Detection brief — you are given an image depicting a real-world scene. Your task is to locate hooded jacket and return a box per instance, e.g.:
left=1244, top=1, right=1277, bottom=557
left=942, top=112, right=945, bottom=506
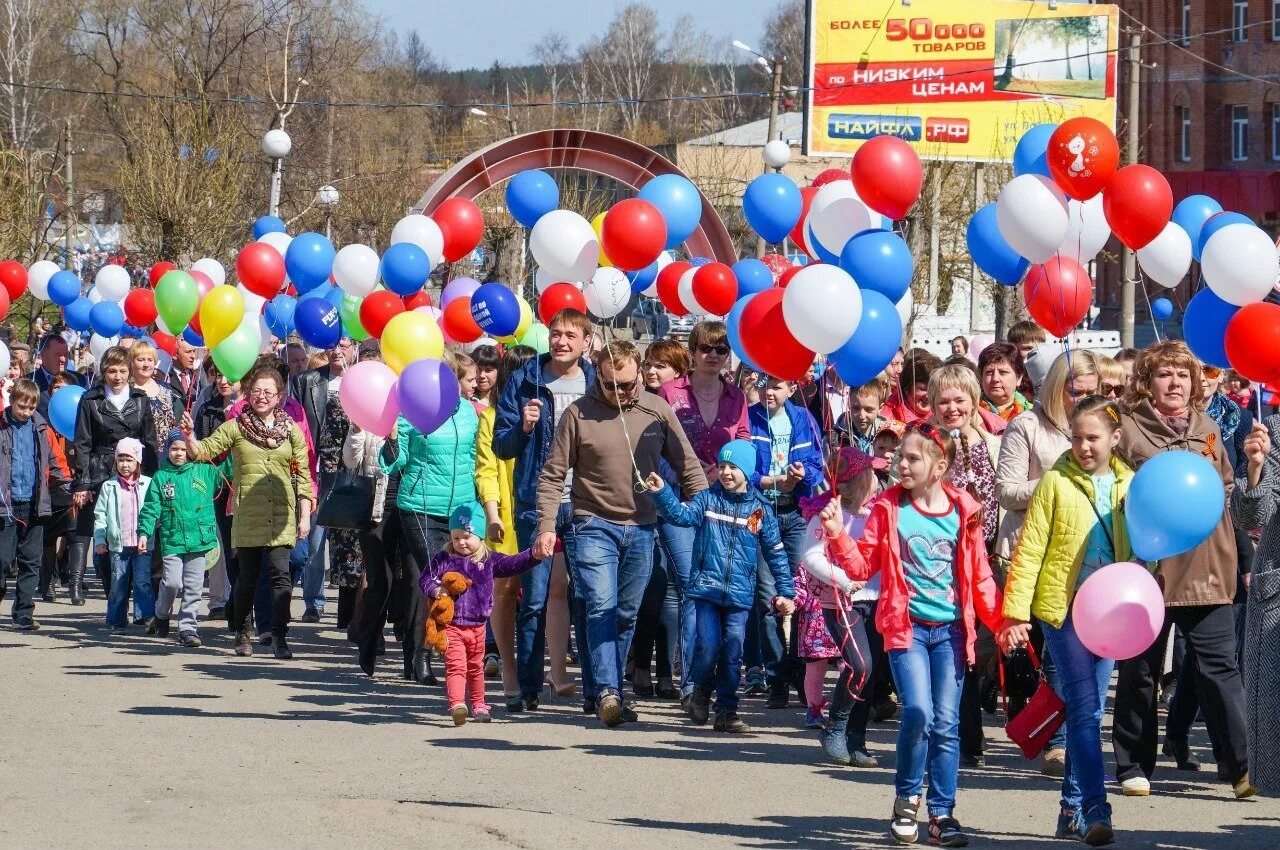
left=72, top=384, right=158, bottom=492
left=379, top=403, right=478, bottom=518
left=93, top=475, right=152, bottom=552
left=136, top=458, right=223, bottom=555
left=0, top=411, right=71, bottom=520
left=747, top=400, right=825, bottom=501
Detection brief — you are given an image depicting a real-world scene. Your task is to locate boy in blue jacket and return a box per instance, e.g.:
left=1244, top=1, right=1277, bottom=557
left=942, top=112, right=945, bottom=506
left=646, top=439, right=795, bottom=733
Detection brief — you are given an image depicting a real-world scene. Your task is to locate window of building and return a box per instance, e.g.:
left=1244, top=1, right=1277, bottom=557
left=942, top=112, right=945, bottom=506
left=1273, top=0, right=1280, bottom=40
left=1231, top=104, right=1249, bottom=161
left=1272, top=102, right=1280, bottom=161
left=1178, top=106, right=1192, bottom=162
left=1232, top=1, right=1248, bottom=42
left=1182, top=2, right=1192, bottom=46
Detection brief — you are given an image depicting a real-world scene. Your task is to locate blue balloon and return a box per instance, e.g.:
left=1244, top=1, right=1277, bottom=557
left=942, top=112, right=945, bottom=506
left=840, top=230, right=914, bottom=302
left=1172, top=194, right=1222, bottom=259
left=743, top=172, right=802, bottom=244
left=1196, top=212, right=1253, bottom=261
left=807, top=225, right=841, bottom=265
left=89, top=300, right=124, bottom=337
left=731, top=259, right=774, bottom=297
left=1126, top=450, right=1224, bottom=561
left=64, top=296, right=93, bottom=331
left=121, top=324, right=145, bottom=338
left=380, top=242, right=431, bottom=296
left=1182, top=285, right=1238, bottom=368
left=689, top=256, right=713, bottom=267
left=967, top=203, right=1029, bottom=286
left=253, top=215, right=287, bottom=240
left=48, top=385, right=85, bottom=439
left=323, top=284, right=345, bottom=308
left=48, top=270, right=81, bottom=306
left=725, top=294, right=763, bottom=374
left=264, top=294, right=298, bottom=338
left=182, top=327, right=204, bottom=347
left=470, top=283, right=521, bottom=337
left=638, top=174, right=702, bottom=249
left=1013, top=124, right=1056, bottom=178
left=1151, top=297, right=1174, bottom=320
left=294, top=296, right=341, bottom=349
left=505, top=170, right=559, bottom=228
left=627, top=258, right=662, bottom=294
left=284, top=232, right=336, bottom=291
left=830, top=290, right=904, bottom=386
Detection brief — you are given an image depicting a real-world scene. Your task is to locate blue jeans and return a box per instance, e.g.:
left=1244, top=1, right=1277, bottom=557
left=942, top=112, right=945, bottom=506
left=514, top=502, right=573, bottom=699
left=564, top=515, right=655, bottom=700
left=689, top=599, right=750, bottom=713
left=889, top=622, right=965, bottom=818
left=656, top=520, right=696, bottom=696
left=107, top=547, right=155, bottom=627
left=1041, top=614, right=1115, bottom=815
left=744, top=507, right=807, bottom=693
left=301, top=474, right=329, bottom=612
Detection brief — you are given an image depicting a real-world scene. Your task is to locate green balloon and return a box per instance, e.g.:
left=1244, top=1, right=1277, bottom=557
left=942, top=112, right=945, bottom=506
left=518, top=322, right=550, bottom=354
left=340, top=293, right=369, bottom=341
left=155, top=270, right=199, bottom=332
left=211, top=322, right=260, bottom=382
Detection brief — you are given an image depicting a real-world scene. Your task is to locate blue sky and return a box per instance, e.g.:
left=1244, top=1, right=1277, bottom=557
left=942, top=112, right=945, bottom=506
left=368, top=0, right=781, bottom=70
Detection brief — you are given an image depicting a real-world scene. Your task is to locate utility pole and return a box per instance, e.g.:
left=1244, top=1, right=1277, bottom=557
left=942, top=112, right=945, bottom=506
left=1120, top=31, right=1141, bottom=348
left=63, top=119, right=73, bottom=270
left=756, top=57, right=783, bottom=258
left=971, top=162, right=984, bottom=334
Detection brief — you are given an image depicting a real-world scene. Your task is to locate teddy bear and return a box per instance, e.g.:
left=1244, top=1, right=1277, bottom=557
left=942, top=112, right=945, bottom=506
left=423, top=570, right=472, bottom=654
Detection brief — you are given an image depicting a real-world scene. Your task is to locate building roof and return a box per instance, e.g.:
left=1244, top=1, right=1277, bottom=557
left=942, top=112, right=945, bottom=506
left=685, top=111, right=804, bottom=147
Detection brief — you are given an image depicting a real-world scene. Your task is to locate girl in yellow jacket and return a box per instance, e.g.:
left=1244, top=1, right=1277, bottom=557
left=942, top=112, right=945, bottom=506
left=999, top=396, right=1133, bottom=847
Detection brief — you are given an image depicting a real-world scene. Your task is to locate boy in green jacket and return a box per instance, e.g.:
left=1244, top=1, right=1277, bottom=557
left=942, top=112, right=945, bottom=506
left=138, top=429, right=223, bottom=647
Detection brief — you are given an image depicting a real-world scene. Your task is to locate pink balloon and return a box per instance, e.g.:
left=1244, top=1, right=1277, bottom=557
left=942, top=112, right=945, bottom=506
left=969, top=333, right=995, bottom=362
left=1070, top=562, right=1165, bottom=660
left=190, top=270, right=214, bottom=299
left=338, top=360, right=400, bottom=437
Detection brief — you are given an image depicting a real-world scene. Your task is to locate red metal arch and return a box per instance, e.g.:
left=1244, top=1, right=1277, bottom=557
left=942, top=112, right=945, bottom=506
left=414, top=129, right=737, bottom=265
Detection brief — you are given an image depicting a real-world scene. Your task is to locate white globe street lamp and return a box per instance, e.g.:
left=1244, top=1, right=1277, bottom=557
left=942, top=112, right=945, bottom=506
left=262, top=128, right=292, bottom=217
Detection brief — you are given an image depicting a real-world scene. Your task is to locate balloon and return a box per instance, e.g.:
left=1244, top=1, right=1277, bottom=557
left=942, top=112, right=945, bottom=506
left=583, top=267, right=631, bottom=320
left=390, top=214, right=445, bottom=268
left=381, top=311, right=445, bottom=374
left=191, top=257, right=226, bottom=287
left=592, top=210, right=612, bottom=267
left=147, top=262, right=177, bottom=289
left=433, top=197, right=485, bottom=263
left=89, top=333, right=118, bottom=362
left=809, top=181, right=879, bottom=260
left=151, top=331, right=178, bottom=356
left=123, top=288, right=157, bottom=327
left=397, top=359, right=461, bottom=435
left=155, top=270, right=199, bottom=331
left=967, top=203, right=1030, bottom=286
left=252, top=215, right=287, bottom=239
left=359, top=290, right=404, bottom=339
left=293, top=296, right=342, bottom=349
left=1172, top=195, right=1223, bottom=258
left=1183, top=286, right=1238, bottom=369
left=740, top=288, right=815, bottom=381
left=656, top=261, right=691, bottom=317
left=782, top=264, right=863, bottom=354
left=539, top=282, right=588, bottom=325
left=1197, top=211, right=1255, bottom=261
left=86, top=286, right=103, bottom=305
left=440, top=277, right=481, bottom=307
left=199, top=285, right=244, bottom=348
left=1202, top=223, right=1280, bottom=306
left=403, top=291, right=433, bottom=311
left=505, top=169, right=559, bottom=228
left=284, top=232, right=336, bottom=291
left=63, top=296, right=92, bottom=332
left=256, top=232, right=293, bottom=287
left=731, top=259, right=774, bottom=298
left=378, top=242, right=430, bottom=296
left=743, top=172, right=802, bottom=244
left=676, top=266, right=702, bottom=316
left=89, top=300, right=124, bottom=338
left=1137, top=222, right=1193, bottom=289
left=441, top=296, right=483, bottom=344
left=829, top=290, right=904, bottom=386
left=48, top=270, right=81, bottom=306
left=1013, top=123, right=1056, bottom=178
left=691, top=263, right=738, bottom=316
left=511, top=297, right=533, bottom=341
left=340, top=361, right=401, bottom=436
left=760, top=253, right=791, bottom=282
left=324, top=244, right=376, bottom=298
left=789, top=186, right=819, bottom=257
left=0, top=286, right=13, bottom=321
left=778, top=265, right=804, bottom=289
left=1058, top=195, right=1111, bottom=265
left=182, top=327, right=204, bottom=347
left=601, top=199, right=667, bottom=271
left=27, top=260, right=58, bottom=300
left=1047, top=117, right=1120, bottom=201
left=530, top=210, right=598, bottom=282
left=638, top=174, right=702, bottom=248
left=840, top=229, right=913, bottom=302
left=627, top=252, right=670, bottom=295
left=1071, top=563, right=1165, bottom=661
left=1226, top=302, right=1280, bottom=383
left=264, top=294, right=298, bottom=338
left=811, top=168, right=850, bottom=187
left=94, top=264, right=131, bottom=302
left=1125, top=450, right=1224, bottom=560
left=340, top=293, right=369, bottom=341
left=1151, top=298, right=1174, bottom=320
left=519, top=322, right=550, bottom=354
left=190, top=270, right=215, bottom=305
left=470, top=283, right=521, bottom=337
left=996, top=174, right=1069, bottom=264
left=851, top=135, right=923, bottom=219
left=725, top=295, right=763, bottom=372
left=48, top=385, right=85, bottom=439
left=1025, top=256, right=1092, bottom=338
left=210, top=320, right=262, bottom=382
left=236, top=242, right=286, bottom=298
left=1103, top=164, right=1173, bottom=250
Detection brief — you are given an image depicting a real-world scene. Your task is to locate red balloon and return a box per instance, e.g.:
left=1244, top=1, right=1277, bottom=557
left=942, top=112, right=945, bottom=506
left=359, top=290, right=405, bottom=339
left=190, top=270, right=214, bottom=299
left=1226, top=303, right=1280, bottom=383
left=656, top=261, right=692, bottom=317
left=442, top=296, right=484, bottom=343
left=189, top=312, right=203, bottom=337
left=151, top=331, right=178, bottom=356
left=403, top=291, right=432, bottom=311
left=1102, top=164, right=1173, bottom=251
left=789, top=186, right=819, bottom=258
left=691, top=263, right=737, bottom=316
left=433, top=198, right=485, bottom=263
left=538, top=282, right=588, bottom=325
left=123, top=288, right=157, bottom=327
left=760, top=253, right=791, bottom=282
left=1025, top=256, right=1093, bottom=338
left=236, top=242, right=286, bottom=299
left=0, top=261, right=26, bottom=301
left=811, top=169, right=850, bottom=188
left=778, top=265, right=804, bottom=289
left=740, top=289, right=815, bottom=381
left=851, top=136, right=923, bottom=220
left=0, top=287, right=11, bottom=321
left=1047, top=117, right=1120, bottom=201
left=601, top=199, right=667, bottom=272
left=149, top=262, right=177, bottom=288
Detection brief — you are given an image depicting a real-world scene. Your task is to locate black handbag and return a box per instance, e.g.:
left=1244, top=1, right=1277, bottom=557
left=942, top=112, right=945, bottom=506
left=316, top=469, right=375, bottom=531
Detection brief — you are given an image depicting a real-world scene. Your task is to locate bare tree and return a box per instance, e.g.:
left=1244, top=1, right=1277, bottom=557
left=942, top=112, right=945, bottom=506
left=0, top=0, right=66, bottom=148
left=761, top=0, right=805, bottom=90
left=597, top=3, right=660, bottom=130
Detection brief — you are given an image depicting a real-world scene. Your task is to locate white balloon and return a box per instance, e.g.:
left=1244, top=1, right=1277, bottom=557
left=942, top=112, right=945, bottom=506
left=782, top=264, right=863, bottom=353
left=86, top=287, right=103, bottom=305
left=1203, top=223, right=1280, bottom=306
left=1136, top=222, right=1193, bottom=289
left=332, top=244, right=381, bottom=297
left=28, top=260, right=58, bottom=301
left=895, top=288, right=915, bottom=327
left=643, top=252, right=673, bottom=298
left=94, top=264, right=131, bottom=301
left=676, top=266, right=702, bottom=316
left=415, top=305, right=443, bottom=322
left=583, top=267, right=631, bottom=319
left=390, top=214, right=445, bottom=269
left=530, top=210, right=599, bottom=283
left=191, top=257, right=227, bottom=287
left=763, top=139, right=791, bottom=169
left=1058, top=195, right=1111, bottom=265
left=0, top=340, right=10, bottom=376
left=89, top=333, right=119, bottom=361
left=463, top=336, right=499, bottom=354
left=809, top=181, right=877, bottom=258
left=534, top=266, right=583, bottom=294
left=237, top=284, right=267, bottom=320
left=996, top=174, right=1069, bottom=264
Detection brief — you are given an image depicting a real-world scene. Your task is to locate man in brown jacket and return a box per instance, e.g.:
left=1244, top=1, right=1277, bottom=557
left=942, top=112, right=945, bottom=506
left=534, top=340, right=705, bottom=728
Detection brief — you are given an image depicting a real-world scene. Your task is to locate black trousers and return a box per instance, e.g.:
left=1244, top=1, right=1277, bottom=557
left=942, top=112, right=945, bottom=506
left=395, top=512, right=449, bottom=677
left=1113, top=603, right=1249, bottom=783
left=0, top=501, right=44, bottom=621
left=230, top=546, right=292, bottom=637
left=38, top=505, right=73, bottom=595
left=353, top=507, right=407, bottom=671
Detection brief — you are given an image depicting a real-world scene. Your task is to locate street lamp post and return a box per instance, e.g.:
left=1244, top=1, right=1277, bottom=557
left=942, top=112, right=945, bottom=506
left=733, top=40, right=785, bottom=258
left=262, top=128, right=292, bottom=218
left=315, top=184, right=340, bottom=240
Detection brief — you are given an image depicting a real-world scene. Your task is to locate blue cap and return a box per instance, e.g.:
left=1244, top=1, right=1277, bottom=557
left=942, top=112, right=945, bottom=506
left=448, top=501, right=488, bottom=539
left=716, top=439, right=757, bottom=478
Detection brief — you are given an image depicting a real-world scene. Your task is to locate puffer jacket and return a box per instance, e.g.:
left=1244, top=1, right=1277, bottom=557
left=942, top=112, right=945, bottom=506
left=1004, top=452, right=1136, bottom=628
left=747, top=400, right=826, bottom=501
left=93, top=475, right=152, bottom=552
left=136, top=459, right=223, bottom=555
left=475, top=406, right=517, bottom=555
left=342, top=428, right=389, bottom=524
left=72, top=385, right=158, bottom=493
left=652, top=482, right=794, bottom=610
left=380, top=403, right=478, bottom=518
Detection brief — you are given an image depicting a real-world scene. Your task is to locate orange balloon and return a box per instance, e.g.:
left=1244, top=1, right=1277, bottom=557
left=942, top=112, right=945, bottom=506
left=441, top=296, right=483, bottom=343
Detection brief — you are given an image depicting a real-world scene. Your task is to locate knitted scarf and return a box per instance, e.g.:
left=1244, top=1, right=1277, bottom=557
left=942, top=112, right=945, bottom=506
left=236, top=406, right=291, bottom=450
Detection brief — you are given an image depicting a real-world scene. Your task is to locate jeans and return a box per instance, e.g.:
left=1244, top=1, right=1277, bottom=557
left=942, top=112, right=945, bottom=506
left=824, top=602, right=880, bottom=751
left=656, top=520, right=695, bottom=695
left=302, top=472, right=331, bottom=612
left=689, top=599, right=749, bottom=714
left=156, top=552, right=206, bottom=635
left=1041, top=614, right=1115, bottom=815
left=0, top=502, right=43, bottom=622
left=563, top=515, right=655, bottom=700
left=107, top=547, right=155, bottom=627
left=514, top=503, right=573, bottom=699
left=231, top=546, right=292, bottom=637
left=745, top=507, right=806, bottom=695
left=889, top=622, right=965, bottom=818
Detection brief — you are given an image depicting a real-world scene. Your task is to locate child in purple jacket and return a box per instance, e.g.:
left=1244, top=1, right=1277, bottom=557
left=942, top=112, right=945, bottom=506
left=420, top=501, right=542, bottom=724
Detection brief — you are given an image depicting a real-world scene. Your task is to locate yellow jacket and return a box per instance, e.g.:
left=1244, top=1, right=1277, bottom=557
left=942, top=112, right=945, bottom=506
left=1004, top=452, right=1135, bottom=628
left=475, top=405, right=517, bottom=555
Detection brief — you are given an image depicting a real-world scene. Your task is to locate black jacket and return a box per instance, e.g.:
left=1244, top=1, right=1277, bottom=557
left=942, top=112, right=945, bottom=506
left=193, top=385, right=234, bottom=442
left=71, top=385, right=159, bottom=493
left=290, top=366, right=333, bottom=446
left=33, top=366, right=86, bottom=394
left=167, top=366, right=204, bottom=413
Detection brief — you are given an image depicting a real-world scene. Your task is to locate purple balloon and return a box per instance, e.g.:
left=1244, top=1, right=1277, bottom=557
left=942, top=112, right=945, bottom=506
left=396, top=358, right=461, bottom=435
left=440, top=277, right=480, bottom=307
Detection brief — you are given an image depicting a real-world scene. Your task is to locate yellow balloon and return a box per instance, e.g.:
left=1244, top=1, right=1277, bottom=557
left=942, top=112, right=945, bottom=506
left=592, top=211, right=613, bottom=268
left=500, top=297, right=534, bottom=344
left=382, top=311, right=444, bottom=374
left=199, top=285, right=245, bottom=349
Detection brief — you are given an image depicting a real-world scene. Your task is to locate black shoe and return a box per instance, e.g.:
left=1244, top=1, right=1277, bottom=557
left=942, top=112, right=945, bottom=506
left=766, top=691, right=789, bottom=709
left=358, top=642, right=377, bottom=677
left=134, top=616, right=146, bottom=626
left=713, top=711, right=750, bottom=733
left=180, top=633, right=202, bottom=648
left=154, top=618, right=170, bottom=638
left=272, top=636, right=293, bottom=660
left=505, top=694, right=539, bottom=713
left=41, top=590, right=55, bottom=604
left=14, top=616, right=39, bottom=631
left=1162, top=738, right=1200, bottom=772
left=234, top=630, right=253, bottom=656
left=873, top=697, right=899, bottom=722
left=258, top=632, right=273, bottom=646
left=582, top=698, right=597, bottom=714
left=621, top=704, right=639, bottom=723
left=688, top=687, right=711, bottom=725
left=375, top=634, right=386, bottom=656
left=960, top=753, right=985, bottom=768
left=301, top=608, right=320, bottom=623
left=207, top=607, right=224, bottom=620
left=743, top=681, right=769, bottom=697
left=927, top=815, right=970, bottom=847
left=655, top=682, right=678, bottom=700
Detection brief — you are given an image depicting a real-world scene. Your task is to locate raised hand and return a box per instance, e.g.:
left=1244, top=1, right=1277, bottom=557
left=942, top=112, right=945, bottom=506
left=644, top=472, right=665, bottom=492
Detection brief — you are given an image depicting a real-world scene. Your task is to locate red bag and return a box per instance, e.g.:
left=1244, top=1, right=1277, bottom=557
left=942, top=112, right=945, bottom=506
left=999, top=644, right=1066, bottom=759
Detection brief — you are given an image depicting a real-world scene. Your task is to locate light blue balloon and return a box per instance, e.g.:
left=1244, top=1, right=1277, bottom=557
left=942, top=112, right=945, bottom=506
left=725, top=294, right=763, bottom=374
left=505, top=170, right=559, bottom=228
left=48, top=385, right=85, bottom=439
left=63, top=296, right=93, bottom=331
left=743, top=172, right=802, bottom=245
left=1172, top=194, right=1222, bottom=260
left=264, top=294, right=297, bottom=338
left=379, top=242, right=430, bottom=296
left=731, top=259, right=773, bottom=297
left=830, top=290, right=903, bottom=386
left=253, top=215, right=287, bottom=239
left=284, top=232, right=336, bottom=291
left=638, top=174, right=702, bottom=249
left=840, top=230, right=913, bottom=302
left=1013, top=124, right=1056, bottom=178
left=1125, top=450, right=1224, bottom=561
left=89, top=300, right=125, bottom=337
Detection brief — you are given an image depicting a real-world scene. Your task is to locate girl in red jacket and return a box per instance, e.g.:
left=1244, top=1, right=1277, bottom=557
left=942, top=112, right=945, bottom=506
left=819, top=424, right=1003, bottom=848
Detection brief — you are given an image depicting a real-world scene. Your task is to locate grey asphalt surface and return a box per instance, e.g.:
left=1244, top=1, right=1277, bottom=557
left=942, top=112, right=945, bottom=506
left=1, top=593, right=1276, bottom=849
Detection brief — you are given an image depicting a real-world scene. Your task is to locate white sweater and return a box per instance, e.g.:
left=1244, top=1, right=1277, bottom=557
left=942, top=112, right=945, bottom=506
left=800, top=511, right=879, bottom=607
left=994, top=408, right=1070, bottom=561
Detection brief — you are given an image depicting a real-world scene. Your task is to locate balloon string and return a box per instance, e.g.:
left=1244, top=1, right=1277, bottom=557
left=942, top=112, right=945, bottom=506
left=1138, top=273, right=1161, bottom=343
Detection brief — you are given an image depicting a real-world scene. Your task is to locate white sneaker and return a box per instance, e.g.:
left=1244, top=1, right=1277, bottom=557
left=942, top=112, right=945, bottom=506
left=891, top=795, right=920, bottom=844
left=1121, top=776, right=1150, bottom=796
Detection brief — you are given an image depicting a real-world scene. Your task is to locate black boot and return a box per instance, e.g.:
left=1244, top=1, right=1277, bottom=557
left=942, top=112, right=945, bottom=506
left=66, top=539, right=88, bottom=606
left=273, top=635, right=293, bottom=660
left=336, top=587, right=355, bottom=632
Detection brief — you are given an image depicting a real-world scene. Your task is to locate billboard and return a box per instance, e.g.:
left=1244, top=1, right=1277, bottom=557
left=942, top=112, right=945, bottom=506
left=805, top=0, right=1119, bottom=161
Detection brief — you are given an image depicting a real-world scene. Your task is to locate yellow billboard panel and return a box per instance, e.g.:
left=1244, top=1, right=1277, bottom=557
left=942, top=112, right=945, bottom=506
left=805, top=0, right=1119, bottom=161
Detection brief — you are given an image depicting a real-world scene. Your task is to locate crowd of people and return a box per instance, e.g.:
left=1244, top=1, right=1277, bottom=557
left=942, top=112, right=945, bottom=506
left=0, top=312, right=1275, bottom=847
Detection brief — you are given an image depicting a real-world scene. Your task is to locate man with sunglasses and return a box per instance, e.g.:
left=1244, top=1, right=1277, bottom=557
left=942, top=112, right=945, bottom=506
left=534, top=340, right=705, bottom=728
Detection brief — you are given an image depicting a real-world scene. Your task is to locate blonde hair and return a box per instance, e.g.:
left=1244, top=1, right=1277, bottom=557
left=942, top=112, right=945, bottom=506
left=450, top=351, right=476, bottom=382
left=1096, top=356, right=1125, bottom=395
left=927, top=364, right=986, bottom=433
left=129, top=340, right=158, bottom=379
left=1038, top=350, right=1101, bottom=431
